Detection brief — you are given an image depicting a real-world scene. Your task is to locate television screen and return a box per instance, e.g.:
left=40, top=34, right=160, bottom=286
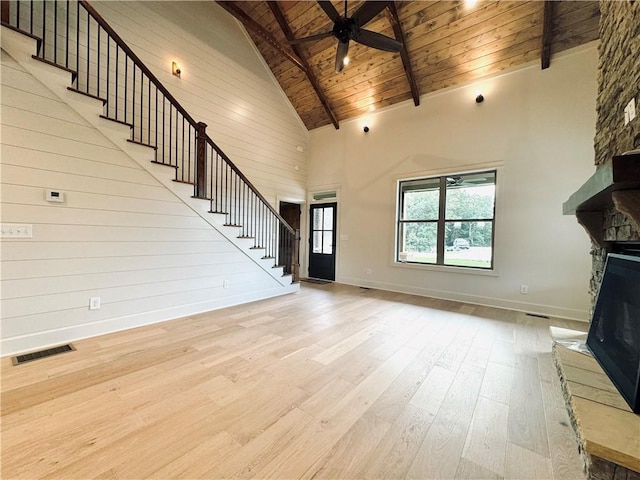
left=587, top=253, right=640, bottom=413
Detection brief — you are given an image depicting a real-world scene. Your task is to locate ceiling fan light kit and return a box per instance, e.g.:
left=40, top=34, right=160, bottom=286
left=288, top=0, right=403, bottom=73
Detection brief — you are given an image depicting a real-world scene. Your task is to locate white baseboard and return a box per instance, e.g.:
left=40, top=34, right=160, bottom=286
left=338, top=276, right=589, bottom=322
left=2, top=284, right=299, bottom=357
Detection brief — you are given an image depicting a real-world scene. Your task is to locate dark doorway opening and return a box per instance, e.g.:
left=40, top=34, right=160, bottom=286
left=279, top=201, right=301, bottom=282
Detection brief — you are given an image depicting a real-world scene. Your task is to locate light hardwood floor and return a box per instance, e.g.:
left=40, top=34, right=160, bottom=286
left=1, top=283, right=587, bottom=479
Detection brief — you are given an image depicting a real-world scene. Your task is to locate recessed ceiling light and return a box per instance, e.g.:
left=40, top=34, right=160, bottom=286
left=343, top=56, right=350, bottom=66
left=465, top=0, right=478, bottom=7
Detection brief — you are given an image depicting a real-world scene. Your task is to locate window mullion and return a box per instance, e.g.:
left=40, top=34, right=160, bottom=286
left=436, top=176, right=447, bottom=264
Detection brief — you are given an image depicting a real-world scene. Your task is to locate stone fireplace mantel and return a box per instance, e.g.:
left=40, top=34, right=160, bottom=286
left=563, top=152, right=640, bottom=247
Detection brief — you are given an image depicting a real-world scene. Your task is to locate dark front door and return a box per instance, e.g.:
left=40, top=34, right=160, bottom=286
left=279, top=202, right=301, bottom=282
left=309, top=202, right=336, bottom=281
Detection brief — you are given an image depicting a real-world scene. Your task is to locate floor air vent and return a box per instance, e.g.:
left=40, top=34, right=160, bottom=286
left=12, top=344, right=75, bottom=366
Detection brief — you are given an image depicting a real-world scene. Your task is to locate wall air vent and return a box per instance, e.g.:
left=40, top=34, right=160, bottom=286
left=12, top=344, right=75, bottom=366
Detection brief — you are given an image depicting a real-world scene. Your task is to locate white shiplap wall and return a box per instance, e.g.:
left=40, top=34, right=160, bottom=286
left=90, top=0, right=309, bottom=205
left=0, top=46, right=292, bottom=356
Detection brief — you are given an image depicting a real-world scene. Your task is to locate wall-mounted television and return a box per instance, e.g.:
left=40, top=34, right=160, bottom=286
left=587, top=253, right=640, bottom=413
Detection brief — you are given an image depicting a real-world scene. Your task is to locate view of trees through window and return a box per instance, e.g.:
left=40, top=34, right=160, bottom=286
left=398, top=171, right=496, bottom=269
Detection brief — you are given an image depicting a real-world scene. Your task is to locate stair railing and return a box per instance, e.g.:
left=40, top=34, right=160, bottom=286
left=1, top=0, right=298, bottom=278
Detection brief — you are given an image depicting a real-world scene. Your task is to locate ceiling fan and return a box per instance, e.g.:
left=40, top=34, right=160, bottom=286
left=287, top=1, right=402, bottom=73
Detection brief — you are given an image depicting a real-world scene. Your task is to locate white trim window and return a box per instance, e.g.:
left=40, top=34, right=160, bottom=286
left=396, top=170, right=497, bottom=270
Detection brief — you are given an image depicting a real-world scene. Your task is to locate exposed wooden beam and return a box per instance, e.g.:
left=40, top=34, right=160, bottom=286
left=541, top=0, right=555, bottom=70
left=385, top=1, right=420, bottom=106
left=268, top=1, right=340, bottom=129
left=215, top=1, right=306, bottom=73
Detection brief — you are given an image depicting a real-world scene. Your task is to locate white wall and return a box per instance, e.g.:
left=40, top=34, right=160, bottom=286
left=0, top=24, right=296, bottom=356
left=307, top=45, right=598, bottom=320
left=91, top=1, right=308, bottom=206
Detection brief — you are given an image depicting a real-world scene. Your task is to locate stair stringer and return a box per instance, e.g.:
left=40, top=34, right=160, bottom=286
left=1, top=26, right=297, bottom=291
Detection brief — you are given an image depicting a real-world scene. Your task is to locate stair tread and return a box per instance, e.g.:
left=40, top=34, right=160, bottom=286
left=152, top=161, right=178, bottom=169
left=32, top=55, right=77, bottom=77
left=127, top=139, right=157, bottom=150
left=99, top=114, right=132, bottom=128
left=67, top=87, right=106, bottom=104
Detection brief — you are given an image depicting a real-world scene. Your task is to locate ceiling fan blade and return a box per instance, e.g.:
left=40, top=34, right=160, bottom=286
left=286, top=31, right=334, bottom=45
left=352, top=1, right=388, bottom=27
left=356, top=29, right=402, bottom=52
left=318, top=1, right=342, bottom=23
left=335, top=40, right=350, bottom=73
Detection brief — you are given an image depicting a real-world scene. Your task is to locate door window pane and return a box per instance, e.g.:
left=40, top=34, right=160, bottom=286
left=312, top=231, right=322, bottom=253
left=323, top=207, right=333, bottom=230
left=322, top=232, right=333, bottom=254
left=313, top=209, right=323, bottom=230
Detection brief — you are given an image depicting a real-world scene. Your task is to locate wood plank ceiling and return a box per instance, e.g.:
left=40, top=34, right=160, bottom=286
left=217, top=1, right=600, bottom=131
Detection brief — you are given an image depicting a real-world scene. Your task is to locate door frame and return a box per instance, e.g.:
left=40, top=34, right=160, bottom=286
left=308, top=202, right=338, bottom=281
left=306, top=186, right=340, bottom=280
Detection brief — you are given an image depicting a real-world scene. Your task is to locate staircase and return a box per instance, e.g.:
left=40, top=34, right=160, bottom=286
left=1, top=0, right=300, bottom=288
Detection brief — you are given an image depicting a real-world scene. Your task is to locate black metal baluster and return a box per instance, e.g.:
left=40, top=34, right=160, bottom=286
left=65, top=0, right=69, bottom=68
left=147, top=77, right=151, bottom=145
left=187, top=124, right=191, bottom=186
left=42, top=1, right=46, bottom=59
left=154, top=86, right=158, bottom=149
left=53, top=0, right=57, bottom=63
left=115, top=44, right=119, bottom=119
left=97, top=24, right=101, bottom=98
left=162, top=95, right=165, bottom=164
left=85, top=9, right=89, bottom=93
left=168, top=103, right=172, bottom=166
left=75, top=1, right=79, bottom=78
left=139, top=67, right=143, bottom=141
left=132, top=63, right=136, bottom=139
left=174, top=108, right=178, bottom=171
left=181, top=116, right=185, bottom=181
left=106, top=36, right=110, bottom=117
left=124, top=56, right=128, bottom=123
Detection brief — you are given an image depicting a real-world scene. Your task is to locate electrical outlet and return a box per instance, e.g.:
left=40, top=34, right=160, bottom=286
left=520, top=285, right=529, bottom=295
left=366, top=268, right=372, bottom=275
left=89, top=297, right=101, bottom=310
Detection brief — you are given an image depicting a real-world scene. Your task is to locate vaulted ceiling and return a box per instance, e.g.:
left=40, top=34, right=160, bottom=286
left=217, top=1, right=600, bottom=131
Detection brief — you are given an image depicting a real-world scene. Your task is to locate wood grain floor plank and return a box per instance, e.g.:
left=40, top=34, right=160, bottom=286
left=306, top=413, right=392, bottom=479
left=480, top=362, right=514, bottom=405
left=455, top=458, right=504, bottom=480
left=508, top=355, right=550, bottom=458
left=0, top=284, right=585, bottom=479
left=462, top=396, right=509, bottom=476
left=505, top=442, right=554, bottom=479
left=407, top=363, right=485, bottom=479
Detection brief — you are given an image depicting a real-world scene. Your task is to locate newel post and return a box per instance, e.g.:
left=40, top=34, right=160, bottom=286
left=195, top=121, right=208, bottom=199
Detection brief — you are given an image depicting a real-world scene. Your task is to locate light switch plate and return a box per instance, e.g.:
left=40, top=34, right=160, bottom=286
left=1, top=223, right=33, bottom=238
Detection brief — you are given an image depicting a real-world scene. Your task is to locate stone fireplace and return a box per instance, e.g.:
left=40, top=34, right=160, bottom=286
left=559, top=2, right=640, bottom=479
left=563, top=0, right=640, bottom=309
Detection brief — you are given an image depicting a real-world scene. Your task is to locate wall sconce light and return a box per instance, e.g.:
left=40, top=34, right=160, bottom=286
left=172, top=61, right=181, bottom=78
left=363, top=125, right=370, bottom=133
left=475, top=93, right=484, bottom=104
